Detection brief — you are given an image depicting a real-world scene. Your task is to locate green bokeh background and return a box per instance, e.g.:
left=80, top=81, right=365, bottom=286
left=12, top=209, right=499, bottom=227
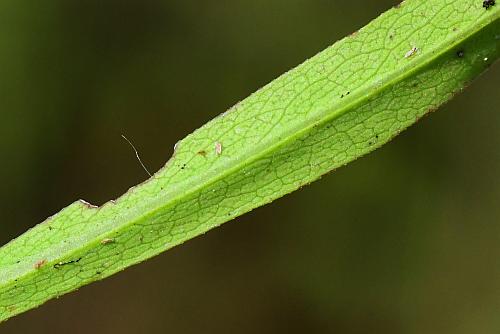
left=1, top=1, right=499, bottom=333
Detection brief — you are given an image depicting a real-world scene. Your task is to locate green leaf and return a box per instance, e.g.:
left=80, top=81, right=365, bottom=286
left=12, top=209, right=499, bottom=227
left=1, top=0, right=498, bottom=322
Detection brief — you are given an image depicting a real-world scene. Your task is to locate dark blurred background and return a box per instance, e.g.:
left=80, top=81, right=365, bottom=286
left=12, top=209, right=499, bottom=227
left=1, top=1, right=499, bottom=333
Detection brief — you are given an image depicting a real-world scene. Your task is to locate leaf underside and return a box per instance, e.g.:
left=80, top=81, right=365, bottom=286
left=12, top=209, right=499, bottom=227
left=1, top=0, right=499, bottom=322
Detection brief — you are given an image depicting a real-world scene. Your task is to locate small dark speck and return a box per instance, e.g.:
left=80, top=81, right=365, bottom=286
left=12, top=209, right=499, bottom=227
left=457, top=50, right=465, bottom=58
left=483, top=0, right=495, bottom=9
left=96, top=271, right=101, bottom=275
left=375, top=135, right=379, bottom=139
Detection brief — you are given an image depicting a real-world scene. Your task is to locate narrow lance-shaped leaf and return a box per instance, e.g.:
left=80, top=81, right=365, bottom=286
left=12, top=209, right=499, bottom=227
left=1, top=0, right=499, bottom=322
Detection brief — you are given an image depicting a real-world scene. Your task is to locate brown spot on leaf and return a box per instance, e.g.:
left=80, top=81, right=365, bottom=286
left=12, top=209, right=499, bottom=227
left=34, top=259, right=47, bottom=269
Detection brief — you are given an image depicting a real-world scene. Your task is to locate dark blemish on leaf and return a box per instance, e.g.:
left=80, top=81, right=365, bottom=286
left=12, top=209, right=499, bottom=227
left=53, top=258, right=82, bottom=269
left=375, top=135, right=379, bottom=139
left=34, top=259, right=47, bottom=269
left=101, top=238, right=114, bottom=245
left=483, top=0, right=495, bottom=9
left=341, top=94, right=344, bottom=98
left=197, top=150, right=207, bottom=157
left=96, top=271, right=101, bottom=275
left=457, top=50, right=465, bottom=58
